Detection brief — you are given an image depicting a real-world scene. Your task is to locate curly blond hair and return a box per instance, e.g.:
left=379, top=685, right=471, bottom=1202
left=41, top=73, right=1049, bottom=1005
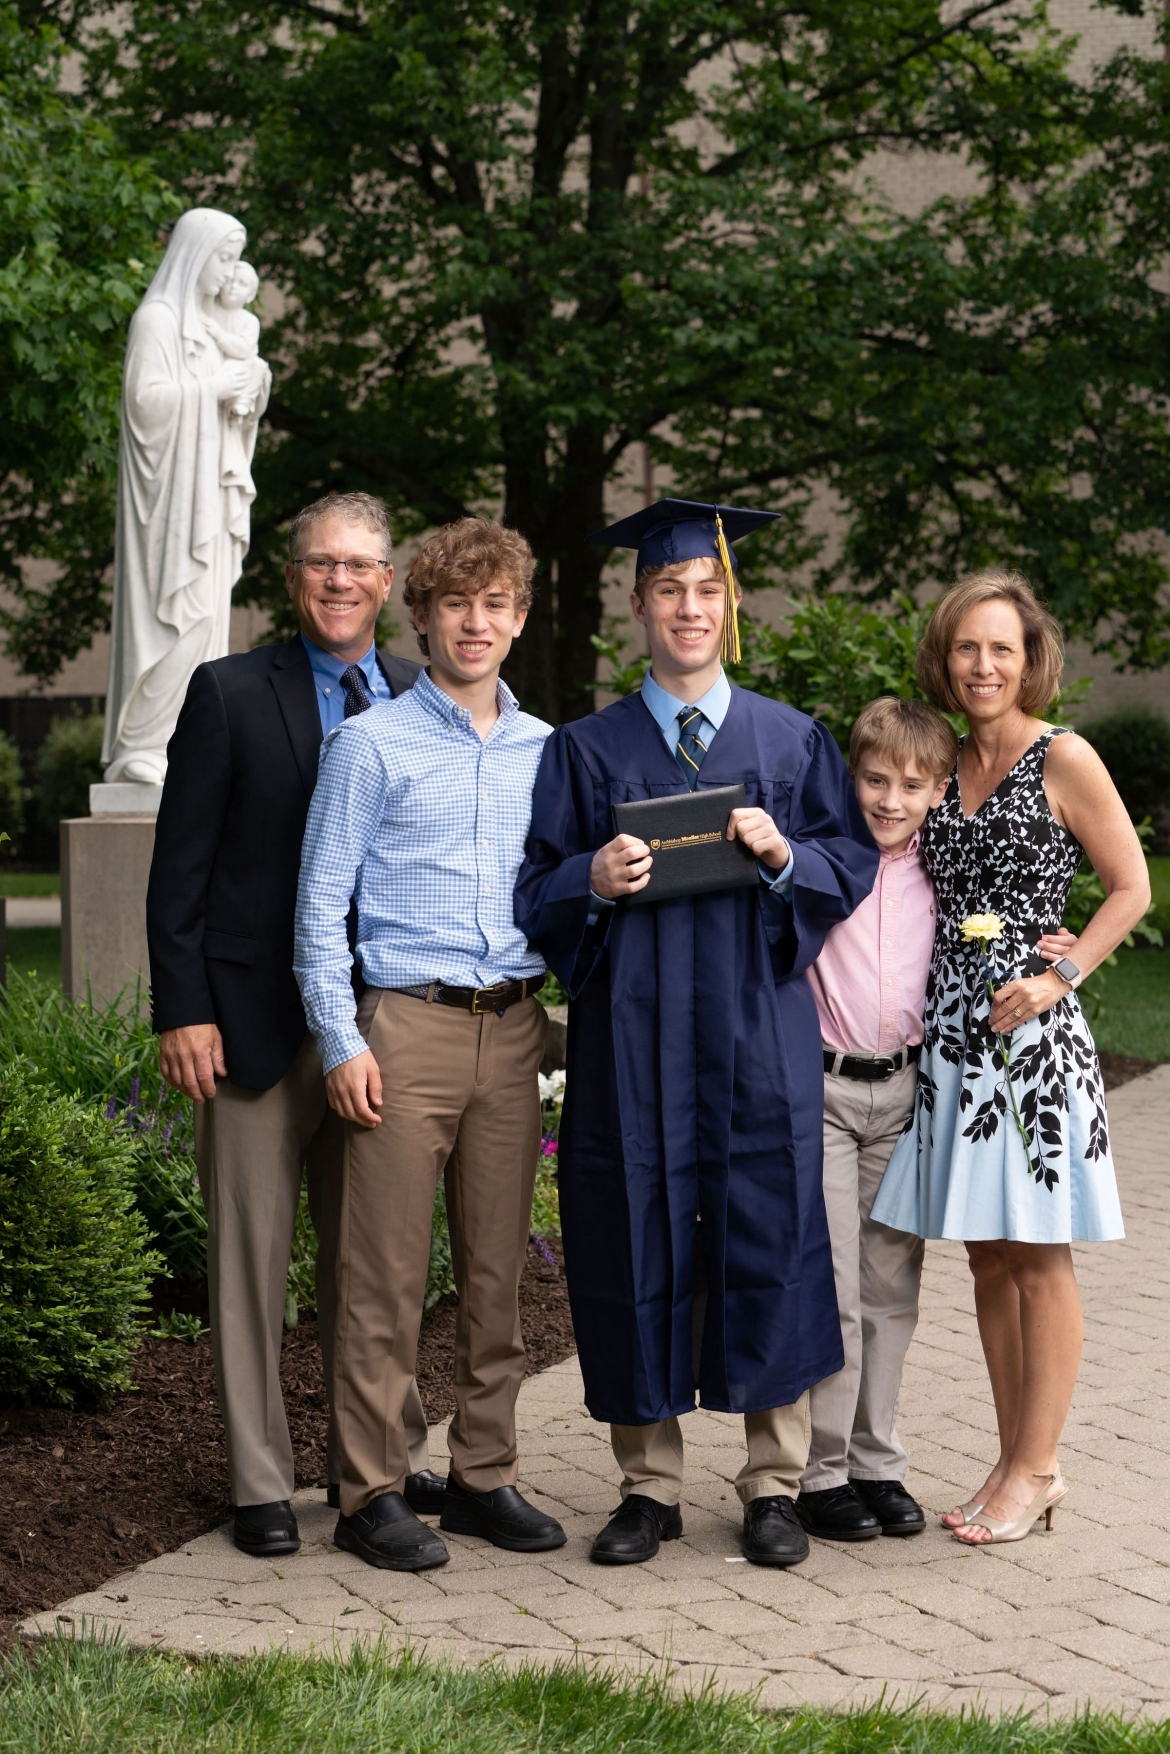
left=403, top=519, right=537, bottom=654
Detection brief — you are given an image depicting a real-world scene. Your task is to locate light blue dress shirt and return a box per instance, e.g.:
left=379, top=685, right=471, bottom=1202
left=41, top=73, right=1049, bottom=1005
left=295, top=670, right=551, bottom=1073
left=590, top=670, right=794, bottom=917
left=301, top=633, right=392, bottom=734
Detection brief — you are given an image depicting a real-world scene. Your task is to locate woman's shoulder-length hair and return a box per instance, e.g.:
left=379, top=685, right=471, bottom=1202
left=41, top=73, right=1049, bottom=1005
left=917, top=569, right=1065, bottom=716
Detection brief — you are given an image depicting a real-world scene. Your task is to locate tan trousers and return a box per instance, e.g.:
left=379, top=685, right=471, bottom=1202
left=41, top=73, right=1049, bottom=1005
left=612, top=1397, right=812, bottom=1507
left=802, top=1061, right=924, bottom=1491
left=335, top=989, right=547, bottom=1516
left=194, top=1032, right=428, bottom=1507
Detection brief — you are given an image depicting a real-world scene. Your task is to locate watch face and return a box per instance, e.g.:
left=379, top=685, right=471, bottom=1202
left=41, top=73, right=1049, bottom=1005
left=1055, top=958, right=1080, bottom=981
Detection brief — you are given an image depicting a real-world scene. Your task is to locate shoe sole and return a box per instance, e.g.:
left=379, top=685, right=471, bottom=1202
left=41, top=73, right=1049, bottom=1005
left=234, top=1535, right=301, bottom=1557
left=439, top=1507, right=567, bottom=1552
left=879, top=1522, right=925, bottom=1537
left=334, top=1523, right=449, bottom=1572
left=590, top=1523, right=683, bottom=1566
left=743, top=1545, right=809, bottom=1568
left=797, top=1524, right=881, bottom=1543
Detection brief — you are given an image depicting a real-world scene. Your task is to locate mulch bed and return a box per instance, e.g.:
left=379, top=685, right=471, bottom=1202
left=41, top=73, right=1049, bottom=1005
left=0, top=1236, right=573, bottom=1648
left=1, top=1052, right=1160, bottom=1648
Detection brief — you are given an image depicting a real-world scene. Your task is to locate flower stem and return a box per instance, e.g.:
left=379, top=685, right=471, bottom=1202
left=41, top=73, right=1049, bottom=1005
left=985, top=972, right=1040, bottom=1179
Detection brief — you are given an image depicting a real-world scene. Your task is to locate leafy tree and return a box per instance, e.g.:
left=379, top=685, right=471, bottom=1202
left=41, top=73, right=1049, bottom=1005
left=0, top=4, right=179, bottom=681
left=13, top=0, right=1170, bottom=716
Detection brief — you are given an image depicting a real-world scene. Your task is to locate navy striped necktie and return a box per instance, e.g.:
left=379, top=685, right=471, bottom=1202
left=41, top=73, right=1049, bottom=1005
left=675, top=705, right=708, bottom=789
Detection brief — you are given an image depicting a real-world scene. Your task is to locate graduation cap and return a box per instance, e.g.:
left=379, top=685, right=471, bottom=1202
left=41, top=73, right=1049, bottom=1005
left=587, top=498, right=780, bottom=665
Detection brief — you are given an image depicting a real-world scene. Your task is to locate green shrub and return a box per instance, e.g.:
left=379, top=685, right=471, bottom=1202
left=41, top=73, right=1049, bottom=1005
left=0, top=1060, right=161, bottom=1403
left=1079, top=707, right=1170, bottom=828
left=0, top=727, right=24, bottom=854
left=34, top=710, right=104, bottom=831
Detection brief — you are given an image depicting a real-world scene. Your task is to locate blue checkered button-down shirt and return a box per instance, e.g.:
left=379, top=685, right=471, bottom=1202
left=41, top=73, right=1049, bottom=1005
left=294, top=670, right=551, bottom=1073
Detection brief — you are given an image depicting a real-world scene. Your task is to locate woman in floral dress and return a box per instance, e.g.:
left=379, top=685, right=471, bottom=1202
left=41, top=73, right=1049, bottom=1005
left=873, top=572, right=1150, bottom=1546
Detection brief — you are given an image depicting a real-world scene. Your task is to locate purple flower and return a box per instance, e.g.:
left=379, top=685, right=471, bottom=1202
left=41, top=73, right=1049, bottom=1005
left=128, top=1075, right=141, bottom=1114
left=529, top=1232, right=559, bottom=1272
left=105, top=1097, right=117, bottom=1121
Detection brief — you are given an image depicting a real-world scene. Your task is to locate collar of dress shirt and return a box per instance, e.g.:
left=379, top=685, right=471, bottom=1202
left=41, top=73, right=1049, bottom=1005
left=879, top=827, right=923, bottom=865
left=413, top=666, right=519, bottom=732
left=640, top=667, right=731, bottom=736
left=301, top=632, right=380, bottom=692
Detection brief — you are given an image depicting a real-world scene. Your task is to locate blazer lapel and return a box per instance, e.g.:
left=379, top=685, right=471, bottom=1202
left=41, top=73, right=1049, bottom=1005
left=270, top=637, right=322, bottom=800
left=376, top=648, right=422, bottom=697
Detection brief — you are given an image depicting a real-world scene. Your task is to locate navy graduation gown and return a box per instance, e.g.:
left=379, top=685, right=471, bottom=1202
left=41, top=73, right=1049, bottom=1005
left=514, top=686, right=878, bottom=1426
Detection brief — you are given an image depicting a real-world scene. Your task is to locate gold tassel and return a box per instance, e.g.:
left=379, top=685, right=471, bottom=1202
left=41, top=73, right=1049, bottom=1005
left=715, top=510, right=740, bottom=665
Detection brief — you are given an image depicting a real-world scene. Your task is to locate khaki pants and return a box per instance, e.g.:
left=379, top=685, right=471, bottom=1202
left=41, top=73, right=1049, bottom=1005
left=612, top=1398, right=811, bottom=1508
left=802, top=1061, right=924, bottom=1491
left=335, top=989, right=547, bottom=1517
left=194, top=1032, right=429, bottom=1507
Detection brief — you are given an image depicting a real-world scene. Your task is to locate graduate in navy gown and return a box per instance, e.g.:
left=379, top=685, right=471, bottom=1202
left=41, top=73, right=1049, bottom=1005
left=515, top=500, right=878, bottom=1567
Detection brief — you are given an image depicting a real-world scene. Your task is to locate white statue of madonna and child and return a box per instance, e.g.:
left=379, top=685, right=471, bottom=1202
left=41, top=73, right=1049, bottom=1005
left=99, top=207, right=271, bottom=795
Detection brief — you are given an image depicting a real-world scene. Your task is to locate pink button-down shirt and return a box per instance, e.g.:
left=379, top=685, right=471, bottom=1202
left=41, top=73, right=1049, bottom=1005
left=806, top=831, right=936, bottom=1055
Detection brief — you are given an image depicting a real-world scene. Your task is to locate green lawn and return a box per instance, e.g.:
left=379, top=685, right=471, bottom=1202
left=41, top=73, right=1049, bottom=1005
left=6, top=925, right=61, bottom=987
left=1085, top=948, right=1170, bottom=1062
left=0, top=870, right=60, bottom=896
left=1147, top=855, right=1170, bottom=937
left=1, top=1640, right=1164, bottom=1754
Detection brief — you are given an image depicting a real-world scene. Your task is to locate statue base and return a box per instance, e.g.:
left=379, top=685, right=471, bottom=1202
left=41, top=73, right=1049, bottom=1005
left=61, top=815, right=156, bottom=1008
left=90, top=781, right=163, bottom=817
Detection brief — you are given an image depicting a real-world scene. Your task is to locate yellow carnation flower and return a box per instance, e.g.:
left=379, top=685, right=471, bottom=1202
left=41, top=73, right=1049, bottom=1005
left=959, top=912, right=1005, bottom=946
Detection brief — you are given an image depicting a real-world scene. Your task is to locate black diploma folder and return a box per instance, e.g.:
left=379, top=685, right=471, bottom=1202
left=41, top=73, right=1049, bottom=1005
left=611, top=784, right=759, bottom=904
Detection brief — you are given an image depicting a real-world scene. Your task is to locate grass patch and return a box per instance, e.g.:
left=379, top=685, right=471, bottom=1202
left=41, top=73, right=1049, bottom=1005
left=6, top=925, right=61, bottom=986
left=0, top=871, right=60, bottom=896
left=0, top=1638, right=1164, bottom=1754
left=1088, top=949, right=1170, bottom=1062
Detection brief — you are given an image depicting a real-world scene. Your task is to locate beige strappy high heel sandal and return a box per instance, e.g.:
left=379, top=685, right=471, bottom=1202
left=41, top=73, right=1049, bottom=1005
left=953, top=1475, right=1060, bottom=1546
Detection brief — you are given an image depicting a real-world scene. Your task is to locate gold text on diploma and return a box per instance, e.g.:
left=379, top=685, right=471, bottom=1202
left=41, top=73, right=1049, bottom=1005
left=648, top=830, right=724, bottom=852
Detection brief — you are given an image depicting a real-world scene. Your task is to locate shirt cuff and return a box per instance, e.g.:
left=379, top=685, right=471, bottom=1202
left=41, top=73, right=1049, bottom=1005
left=318, top=1022, right=371, bottom=1077
left=759, top=845, right=795, bottom=899
left=587, top=889, right=617, bottom=927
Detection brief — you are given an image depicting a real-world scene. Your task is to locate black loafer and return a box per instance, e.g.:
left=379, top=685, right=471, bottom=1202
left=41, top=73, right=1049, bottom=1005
left=590, top=1494, right=683, bottom=1565
left=850, top=1477, right=926, bottom=1536
left=743, top=1495, right=810, bottom=1567
left=405, top=1468, right=448, bottom=1516
left=334, top=1491, right=449, bottom=1571
left=439, top=1477, right=566, bottom=1552
left=795, top=1484, right=882, bottom=1542
left=233, top=1500, right=301, bottom=1557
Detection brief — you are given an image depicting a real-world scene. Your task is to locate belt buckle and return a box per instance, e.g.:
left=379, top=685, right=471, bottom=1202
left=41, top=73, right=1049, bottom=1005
left=470, top=986, right=494, bottom=1015
left=870, top=1056, right=896, bottom=1081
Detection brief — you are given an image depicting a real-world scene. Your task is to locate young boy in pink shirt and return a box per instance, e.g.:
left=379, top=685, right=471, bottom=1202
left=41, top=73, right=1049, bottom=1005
left=797, top=698, right=955, bottom=1540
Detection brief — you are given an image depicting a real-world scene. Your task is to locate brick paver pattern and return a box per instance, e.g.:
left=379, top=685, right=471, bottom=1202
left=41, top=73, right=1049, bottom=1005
left=25, top=1067, right=1170, bottom=1717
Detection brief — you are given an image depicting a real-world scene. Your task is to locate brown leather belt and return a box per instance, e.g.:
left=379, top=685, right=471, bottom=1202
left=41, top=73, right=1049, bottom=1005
left=394, top=978, right=540, bottom=1015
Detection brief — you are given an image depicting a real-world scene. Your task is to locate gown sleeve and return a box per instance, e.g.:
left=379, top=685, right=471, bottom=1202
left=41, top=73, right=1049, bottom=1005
left=763, top=718, right=878, bottom=980
left=514, top=727, right=612, bottom=998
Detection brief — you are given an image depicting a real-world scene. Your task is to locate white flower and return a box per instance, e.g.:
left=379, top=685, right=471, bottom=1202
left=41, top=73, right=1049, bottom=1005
left=538, top=1069, right=567, bottom=1104
left=959, top=912, right=1005, bottom=947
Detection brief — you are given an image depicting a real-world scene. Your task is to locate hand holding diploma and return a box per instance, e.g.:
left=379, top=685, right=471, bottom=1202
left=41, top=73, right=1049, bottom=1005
left=590, top=832, right=653, bottom=899
left=727, top=806, right=790, bottom=871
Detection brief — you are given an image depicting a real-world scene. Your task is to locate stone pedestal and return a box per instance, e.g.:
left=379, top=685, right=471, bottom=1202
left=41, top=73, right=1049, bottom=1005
left=90, top=780, right=163, bottom=817
left=61, top=815, right=156, bottom=1008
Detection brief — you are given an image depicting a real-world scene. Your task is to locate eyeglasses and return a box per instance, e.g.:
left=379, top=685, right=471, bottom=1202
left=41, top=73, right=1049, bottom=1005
left=294, top=556, right=388, bottom=578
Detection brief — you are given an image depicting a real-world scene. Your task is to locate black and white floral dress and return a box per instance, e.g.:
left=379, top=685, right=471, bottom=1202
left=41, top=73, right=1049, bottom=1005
left=872, top=729, right=1124, bottom=1243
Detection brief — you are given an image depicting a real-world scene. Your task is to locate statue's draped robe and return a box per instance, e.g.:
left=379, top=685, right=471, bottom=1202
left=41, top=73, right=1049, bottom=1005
left=515, top=688, right=879, bottom=1426
left=103, top=210, right=267, bottom=783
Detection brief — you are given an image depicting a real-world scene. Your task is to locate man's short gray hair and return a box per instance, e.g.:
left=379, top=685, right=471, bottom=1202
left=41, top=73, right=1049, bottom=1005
left=287, top=492, right=393, bottom=562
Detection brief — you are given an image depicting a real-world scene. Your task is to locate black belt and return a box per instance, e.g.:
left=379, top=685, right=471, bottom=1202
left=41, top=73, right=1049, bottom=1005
left=823, top=1044, right=921, bottom=1082
left=393, top=978, right=540, bottom=1015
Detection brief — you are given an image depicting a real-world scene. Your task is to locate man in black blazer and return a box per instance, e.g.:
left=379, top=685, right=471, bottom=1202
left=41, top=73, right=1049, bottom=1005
left=147, top=491, right=440, bottom=1558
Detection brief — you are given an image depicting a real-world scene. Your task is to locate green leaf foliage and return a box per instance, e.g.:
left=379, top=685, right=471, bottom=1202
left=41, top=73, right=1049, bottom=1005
left=0, top=4, right=179, bottom=682
left=35, top=0, right=1167, bottom=719
left=0, top=727, right=25, bottom=855
left=0, top=1059, right=161, bottom=1403
left=1079, top=707, right=1170, bottom=829
left=33, top=710, right=104, bottom=832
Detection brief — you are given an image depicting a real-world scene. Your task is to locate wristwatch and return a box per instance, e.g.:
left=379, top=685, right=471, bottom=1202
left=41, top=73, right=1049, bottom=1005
left=1051, top=956, right=1082, bottom=990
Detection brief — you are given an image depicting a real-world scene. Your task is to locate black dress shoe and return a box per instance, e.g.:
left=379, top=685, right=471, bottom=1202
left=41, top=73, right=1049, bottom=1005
left=850, top=1477, right=926, bottom=1536
left=233, top=1500, right=300, bottom=1557
left=440, top=1476, right=566, bottom=1552
left=743, top=1495, right=810, bottom=1567
left=590, top=1494, right=683, bottom=1566
left=795, top=1484, right=882, bottom=1542
left=404, top=1468, right=448, bottom=1516
left=334, top=1491, right=449, bottom=1571
left=326, top=1484, right=340, bottom=1510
